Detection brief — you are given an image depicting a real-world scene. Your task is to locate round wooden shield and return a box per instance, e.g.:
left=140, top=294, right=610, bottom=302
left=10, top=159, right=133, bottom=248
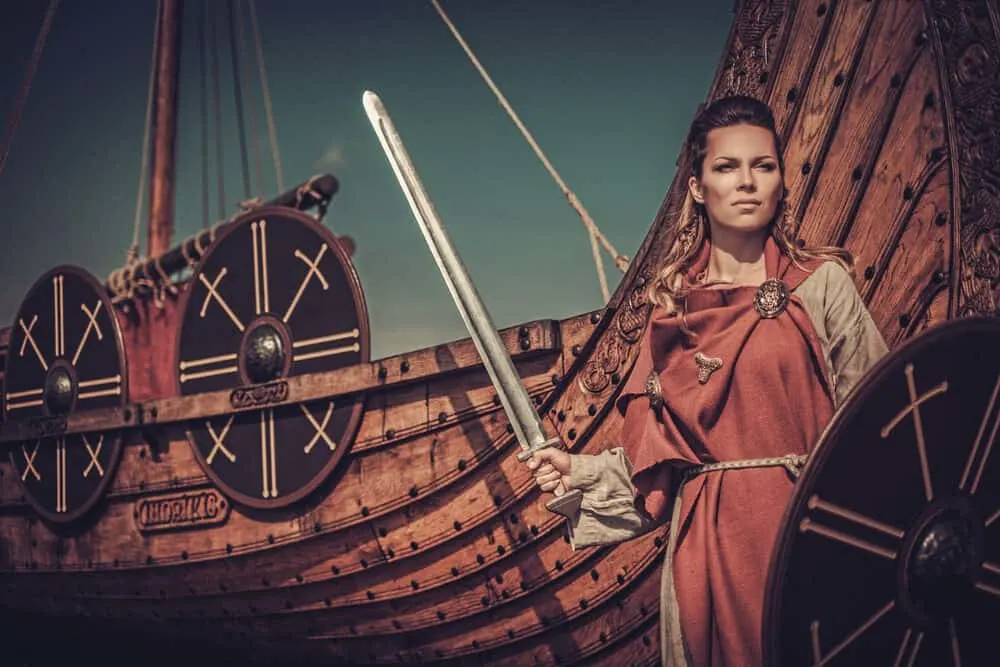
left=3, top=265, right=128, bottom=523
left=764, top=317, right=1000, bottom=666
left=175, top=207, right=369, bottom=509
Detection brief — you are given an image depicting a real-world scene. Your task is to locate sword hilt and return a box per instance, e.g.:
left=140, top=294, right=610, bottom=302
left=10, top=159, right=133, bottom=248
left=518, top=437, right=584, bottom=518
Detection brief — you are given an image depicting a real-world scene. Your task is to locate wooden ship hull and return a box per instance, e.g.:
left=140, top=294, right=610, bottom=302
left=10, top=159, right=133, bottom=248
left=2, top=0, right=999, bottom=664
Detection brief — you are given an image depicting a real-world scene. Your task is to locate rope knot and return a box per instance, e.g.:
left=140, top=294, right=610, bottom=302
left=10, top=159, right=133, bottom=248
left=124, top=240, right=144, bottom=266
left=238, top=197, right=264, bottom=211
left=781, top=454, right=809, bottom=479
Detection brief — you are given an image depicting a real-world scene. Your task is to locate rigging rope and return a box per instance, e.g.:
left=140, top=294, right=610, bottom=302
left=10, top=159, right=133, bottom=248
left=227, top=0, right=252, bottom=201
left=209, top=1, right=227, bottom=219
left=248, top=0, right=284, bottom=193
left=198, top=0, right=210, bottom=229
left=429, top=0, right=629, bottom=303
left=127, top=0, right=163, bottom=265
left=0, top=0, right=60, bottom=181
left=234, top=0, right=264, bottom=198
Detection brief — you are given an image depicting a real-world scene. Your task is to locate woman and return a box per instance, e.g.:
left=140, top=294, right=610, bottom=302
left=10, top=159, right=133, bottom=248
left=528, top=96, right=888, bottom=667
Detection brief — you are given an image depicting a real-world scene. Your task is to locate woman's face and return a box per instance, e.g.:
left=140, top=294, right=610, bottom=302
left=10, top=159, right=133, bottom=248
left=688, top=124, right=783, bottom=238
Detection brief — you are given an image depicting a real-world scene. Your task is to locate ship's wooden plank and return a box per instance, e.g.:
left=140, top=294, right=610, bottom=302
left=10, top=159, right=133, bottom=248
left=0, top=318, right=560, bottom=443
left=798, top=0, right=929, bottom=247
left=0, top=318, right=594, bottom=591
left=62, top=524, right=581, bottom=622
left=15, top=419, right=660, bottom=656
left=783, top=0, right=880, bottom=225
left=0, top=408, right=513, bottom=583
left=445, top=556, right=662, bottom=667
left=843, top=47, right=946, bottom=291
left=0, top=356, right=593, bottom=609
left=920, top=280, right=951, bottom=334
left=0, top=333, right=573, bottom=559
left=351, top=357, right=557, bottom=454
left=578, top=613, right=661, bottom=667
left=222, top=539, right=608, bottom=637
left=314, top=529, right=664, bottom=663
left=836, top=48, right=950, bottom=342
left=5, top=358, right=554, bottom=509
left=766, top=0, right=836, bottom=137
left=862, top=166, right=951, bottom=346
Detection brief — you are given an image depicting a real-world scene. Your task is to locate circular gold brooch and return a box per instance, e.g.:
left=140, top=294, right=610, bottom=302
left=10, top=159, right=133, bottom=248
left=754, top=278, right=790, bottom=318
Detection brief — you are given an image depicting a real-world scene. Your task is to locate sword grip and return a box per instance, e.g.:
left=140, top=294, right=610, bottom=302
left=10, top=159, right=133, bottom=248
left=518, top=438, right=583, bottom=518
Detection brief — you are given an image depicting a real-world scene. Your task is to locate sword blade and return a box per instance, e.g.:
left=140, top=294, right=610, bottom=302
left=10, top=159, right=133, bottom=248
left=362, top=90, right=548, bottom=454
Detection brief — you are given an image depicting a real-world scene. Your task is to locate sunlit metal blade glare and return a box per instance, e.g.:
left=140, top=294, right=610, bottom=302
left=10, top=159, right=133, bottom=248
left=362, top=90, right=546, bottom=453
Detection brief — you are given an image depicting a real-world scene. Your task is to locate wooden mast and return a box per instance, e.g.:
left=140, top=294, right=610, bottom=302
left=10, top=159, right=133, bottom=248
left=147, top=0, right=183, bottom=258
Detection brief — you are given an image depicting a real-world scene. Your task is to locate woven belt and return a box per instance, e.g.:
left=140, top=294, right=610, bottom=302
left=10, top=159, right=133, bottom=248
left=681, top=453, right=809, bottom=482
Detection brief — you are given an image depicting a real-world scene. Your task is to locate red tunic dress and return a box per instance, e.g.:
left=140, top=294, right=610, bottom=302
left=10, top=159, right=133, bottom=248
left=618, top=238, right=836, bottom=666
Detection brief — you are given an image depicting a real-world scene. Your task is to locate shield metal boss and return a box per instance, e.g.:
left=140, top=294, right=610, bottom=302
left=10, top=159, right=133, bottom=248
left=3, top=265, right=128, bottom=523
left=175, top=207, right=369, bottom=509
left=764, top=317, right=1000, bottom=666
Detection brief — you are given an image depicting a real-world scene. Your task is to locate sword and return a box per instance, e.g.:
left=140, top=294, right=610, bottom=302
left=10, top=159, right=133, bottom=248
left=362, top=90, right=582, bottom=517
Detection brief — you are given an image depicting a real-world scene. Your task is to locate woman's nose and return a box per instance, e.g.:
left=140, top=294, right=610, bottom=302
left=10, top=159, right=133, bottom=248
left=738, top=168, right=755, bottom=190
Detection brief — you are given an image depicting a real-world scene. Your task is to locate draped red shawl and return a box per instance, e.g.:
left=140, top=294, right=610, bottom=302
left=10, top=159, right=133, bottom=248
left=617, top=236, right=835, bottom=666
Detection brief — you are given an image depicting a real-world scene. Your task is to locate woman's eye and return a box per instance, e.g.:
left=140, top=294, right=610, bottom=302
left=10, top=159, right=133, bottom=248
left=756, top=163, right=776, bottom=171
left=714, top=164, right=734, bottom=172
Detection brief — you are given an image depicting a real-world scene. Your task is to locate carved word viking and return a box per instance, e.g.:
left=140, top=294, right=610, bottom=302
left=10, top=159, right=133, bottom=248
left=230, top=380, right=289, bottom=409
left=135, top=489, right=230, bottom=533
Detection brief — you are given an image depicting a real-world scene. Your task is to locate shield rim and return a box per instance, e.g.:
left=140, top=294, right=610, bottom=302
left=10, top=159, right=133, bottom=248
left=3, top=263, right=129, bottom=524
left=173, top=206, right=371, bottom=510
left=762, top=316, right=1000, bottom=666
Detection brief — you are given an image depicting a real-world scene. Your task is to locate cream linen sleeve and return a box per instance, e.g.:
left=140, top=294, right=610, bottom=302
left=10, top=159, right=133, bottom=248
left=563, top=447, right=656, bottom=549
left=796, top=262, right=890, bottom=407
left=822, top=262, right=889, bottom=405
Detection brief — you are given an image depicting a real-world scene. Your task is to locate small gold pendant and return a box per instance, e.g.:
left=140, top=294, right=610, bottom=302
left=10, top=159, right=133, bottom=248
left=694, top=352, right=723, bottom=384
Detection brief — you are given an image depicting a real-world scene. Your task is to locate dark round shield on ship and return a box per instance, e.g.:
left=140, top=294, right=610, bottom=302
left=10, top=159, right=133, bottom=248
left=763, top=317, right=1000, bottom=666
left=175, top=206, right=369, bottom=510
left=3, top=265, right=128, bottom=523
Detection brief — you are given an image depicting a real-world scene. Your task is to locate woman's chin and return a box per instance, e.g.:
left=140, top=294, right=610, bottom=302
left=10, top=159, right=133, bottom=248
left=714, top=219, right=772, bottom=236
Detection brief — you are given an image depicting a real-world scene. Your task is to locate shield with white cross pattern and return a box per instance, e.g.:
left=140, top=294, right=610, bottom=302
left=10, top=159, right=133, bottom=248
left=764, top=317, right=1000, bottom=666
left=175, top=207, right=369, bottom=509
left=3, top=265, right=127, bottom=523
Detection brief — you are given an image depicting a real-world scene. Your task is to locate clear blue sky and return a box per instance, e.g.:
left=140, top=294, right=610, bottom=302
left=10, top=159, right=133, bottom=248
left=0, top=0, right=733, bottom=360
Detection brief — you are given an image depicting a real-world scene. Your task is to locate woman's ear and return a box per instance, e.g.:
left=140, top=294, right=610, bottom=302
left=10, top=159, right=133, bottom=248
left=688, top=176, right=704, bottom=204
